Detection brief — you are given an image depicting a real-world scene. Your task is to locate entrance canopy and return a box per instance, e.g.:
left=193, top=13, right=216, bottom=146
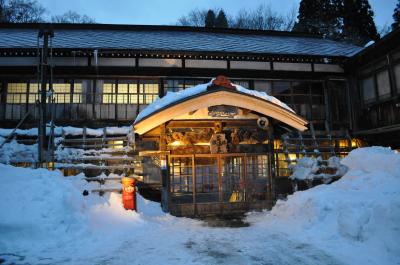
left=134, top=77, right=308, bottom=135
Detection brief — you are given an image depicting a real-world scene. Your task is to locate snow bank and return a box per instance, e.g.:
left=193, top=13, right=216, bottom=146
left=0, top=125, right=132, bottom=137
left=290, top=156, right=347, bottom=180
left=0, top=138, right=37, bottom=163
left=135, top=79, right=293, bottom=123
left=249, top=147, right=400, bottom=265
left=1, top=147, right=399, bottom=265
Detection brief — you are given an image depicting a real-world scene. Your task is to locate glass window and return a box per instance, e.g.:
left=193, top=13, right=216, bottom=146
left=165, top=79, right=184, bottom=93
left=292, top=82, right=309, bottom=94
left=184, top=79, right=207, bottom=89
left=232, top=80, right=250, bottom=88
left=74, top=80, right=93, bottom=104
left=362, top=76, right=376, bottom=103
left=254, top=81, right=272, bottom=94
left=139, top=81, right=159, bottom=104
left=394, top=64, right=400, bottom=93
left=73, top=83, right=83, bottom=103
left=376, top=70, right=391, bottom=99
left=117, top=82, right=138, bottom=104
left=28, top=82, right=39, bottom=103
left=102, top=82, right=116, bottom=104
left=52, top=83, right=71, bottom=103
left=272, top=81, right=291, bottom=95
left=6, top=83, right=27, bottom=103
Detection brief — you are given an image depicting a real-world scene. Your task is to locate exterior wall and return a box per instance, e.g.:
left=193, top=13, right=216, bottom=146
left=349, top=44, right=400, bottom=148
left=0, top=52, right=349, bottom=130
left=0, top=75, right=348, bottom=131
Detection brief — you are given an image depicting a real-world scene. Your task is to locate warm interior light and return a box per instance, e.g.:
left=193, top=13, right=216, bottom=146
left=195, top=142, right=210, bottom=146
left=109, top=140, right=124, bottom=149
left=288, top=154, right=297, bottom=161
left=351, top=138, right=362, bottom=148
left=338, top=140, right=348, bottom=148
left=169, top=140, right=183, bottom=146
left=168, top=141, right=210, bottom=146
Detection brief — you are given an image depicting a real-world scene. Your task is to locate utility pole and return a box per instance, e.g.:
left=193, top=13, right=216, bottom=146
left=38, top=27, right=54, bottom=166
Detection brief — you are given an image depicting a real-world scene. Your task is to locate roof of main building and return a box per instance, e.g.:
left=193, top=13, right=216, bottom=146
left=0, top=23, right=362, bottom=58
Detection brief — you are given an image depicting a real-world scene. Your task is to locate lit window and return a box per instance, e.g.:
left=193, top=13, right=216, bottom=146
left=52, top=83, right=71, bottom=103
left=376, top=70, right=391, bottom=99
left=28, top=83, right=39, bottom=103
left=102, top=83, right=116, bottom=104
left=73, top=83, right=82, bottom=103
left=139, top=82, right=159, bottom=104
left=362, top=76, right=376, bottom=103
left=117, top=83, right=138, bottom=104
left=29, top=82, right=72, bottom=103
left=6, top=83, right=27, bottom=103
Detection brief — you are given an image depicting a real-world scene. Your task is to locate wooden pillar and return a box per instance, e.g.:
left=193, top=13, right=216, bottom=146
left=192, top=154, right=196, bottom=216
left=268, top=125, right=275, bottom=205
left=160, top=124, right=170, bottom=212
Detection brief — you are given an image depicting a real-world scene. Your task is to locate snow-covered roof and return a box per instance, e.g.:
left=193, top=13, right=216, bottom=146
left=0, top=25, right=363, bottom=57
left=135, top=79, right=293, bottom=124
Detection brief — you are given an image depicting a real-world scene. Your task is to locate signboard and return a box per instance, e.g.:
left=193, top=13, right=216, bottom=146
left=208, top=105, right=238, bottom=118
left=210, top=133, right=228, bottom=153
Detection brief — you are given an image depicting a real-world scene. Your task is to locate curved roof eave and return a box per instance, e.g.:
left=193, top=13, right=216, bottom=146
left=134, top=89, right=308, bottom=135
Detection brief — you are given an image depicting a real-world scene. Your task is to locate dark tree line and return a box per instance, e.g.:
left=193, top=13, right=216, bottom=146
left=294, top=0, right=379, bottom=46
left=393, top=0, right=400, bottom=30
left=0, top=0, right=95, bottom=23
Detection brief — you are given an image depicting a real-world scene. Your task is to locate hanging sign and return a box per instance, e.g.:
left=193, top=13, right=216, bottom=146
left=210, top=133, right=228, bottom=153
left=208, top=105, right=238, bottom=118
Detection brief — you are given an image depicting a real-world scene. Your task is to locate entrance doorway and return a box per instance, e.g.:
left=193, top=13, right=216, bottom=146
left=167, top=153, right=272, bottom=216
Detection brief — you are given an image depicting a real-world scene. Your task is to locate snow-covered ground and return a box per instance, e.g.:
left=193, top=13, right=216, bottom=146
left=0, top=147, right=399, bottom=265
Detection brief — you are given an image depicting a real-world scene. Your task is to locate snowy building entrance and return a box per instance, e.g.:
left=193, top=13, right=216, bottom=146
left=134, top=76, right=308, bottom=217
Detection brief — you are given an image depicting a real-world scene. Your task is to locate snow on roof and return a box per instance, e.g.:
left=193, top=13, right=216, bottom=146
left=0, top=26, right=363, bottom=57
left=134, top=79, right=294, bottom=124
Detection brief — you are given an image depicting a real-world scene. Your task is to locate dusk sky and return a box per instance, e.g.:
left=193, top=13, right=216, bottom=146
left=37, top=0, right=397, bottom=30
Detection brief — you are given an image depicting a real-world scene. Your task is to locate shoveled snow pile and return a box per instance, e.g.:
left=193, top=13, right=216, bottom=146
left=289, top=156, right=348, bottom=180
left=0, top=147, right=399, bottom=265
left=135, top=79, right=293, bottom=123
left=0, top=137, right=37, bottom=163
left=249, top=146, right=400, bottom=265
left=0, top=125, right=132, bottom=138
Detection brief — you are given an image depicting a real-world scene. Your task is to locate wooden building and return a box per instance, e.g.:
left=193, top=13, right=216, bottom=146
left=0, top=23, right=399, bottom=216
left=134, top=76, right=307, bottom=216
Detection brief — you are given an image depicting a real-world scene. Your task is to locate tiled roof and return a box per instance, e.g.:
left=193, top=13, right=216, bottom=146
left=0, top=25, right=363, bottom=57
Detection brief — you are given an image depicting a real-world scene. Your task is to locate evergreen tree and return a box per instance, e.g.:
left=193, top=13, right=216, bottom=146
left=205, top=9, right=216, bottom=28
left=215, top=9, right=228, bottom=28
left=343, top=0, right=379, bottom=46
left=294, top=0, right=341, bottom=39
left=393, top=0, right=400, bottom=30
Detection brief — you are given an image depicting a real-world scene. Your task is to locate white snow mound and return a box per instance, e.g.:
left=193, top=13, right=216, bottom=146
left=249, top=146, right=400, bottom=265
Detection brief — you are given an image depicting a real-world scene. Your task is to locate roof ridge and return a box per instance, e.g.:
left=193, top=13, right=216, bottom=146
left=0, top=22, right=324, bottom=39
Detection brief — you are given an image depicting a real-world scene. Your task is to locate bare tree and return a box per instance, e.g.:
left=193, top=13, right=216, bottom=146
left=51, top=10, right=95, bottom=24
left=177, top=4, right=297, bottom=31
left=177, top=8, right=208, bottom=27
left=282, top=5, right=298, bottom=31
left=216, top=4, right=297, bottom=31
left=5, top=0, right=45, bottom=23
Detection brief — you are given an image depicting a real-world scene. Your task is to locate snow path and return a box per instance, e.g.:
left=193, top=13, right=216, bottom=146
left=1, top=228, right=343, bottom=265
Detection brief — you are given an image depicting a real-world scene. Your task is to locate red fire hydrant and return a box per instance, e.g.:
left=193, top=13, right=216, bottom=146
left=121, top=177, right=136, bottom=211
